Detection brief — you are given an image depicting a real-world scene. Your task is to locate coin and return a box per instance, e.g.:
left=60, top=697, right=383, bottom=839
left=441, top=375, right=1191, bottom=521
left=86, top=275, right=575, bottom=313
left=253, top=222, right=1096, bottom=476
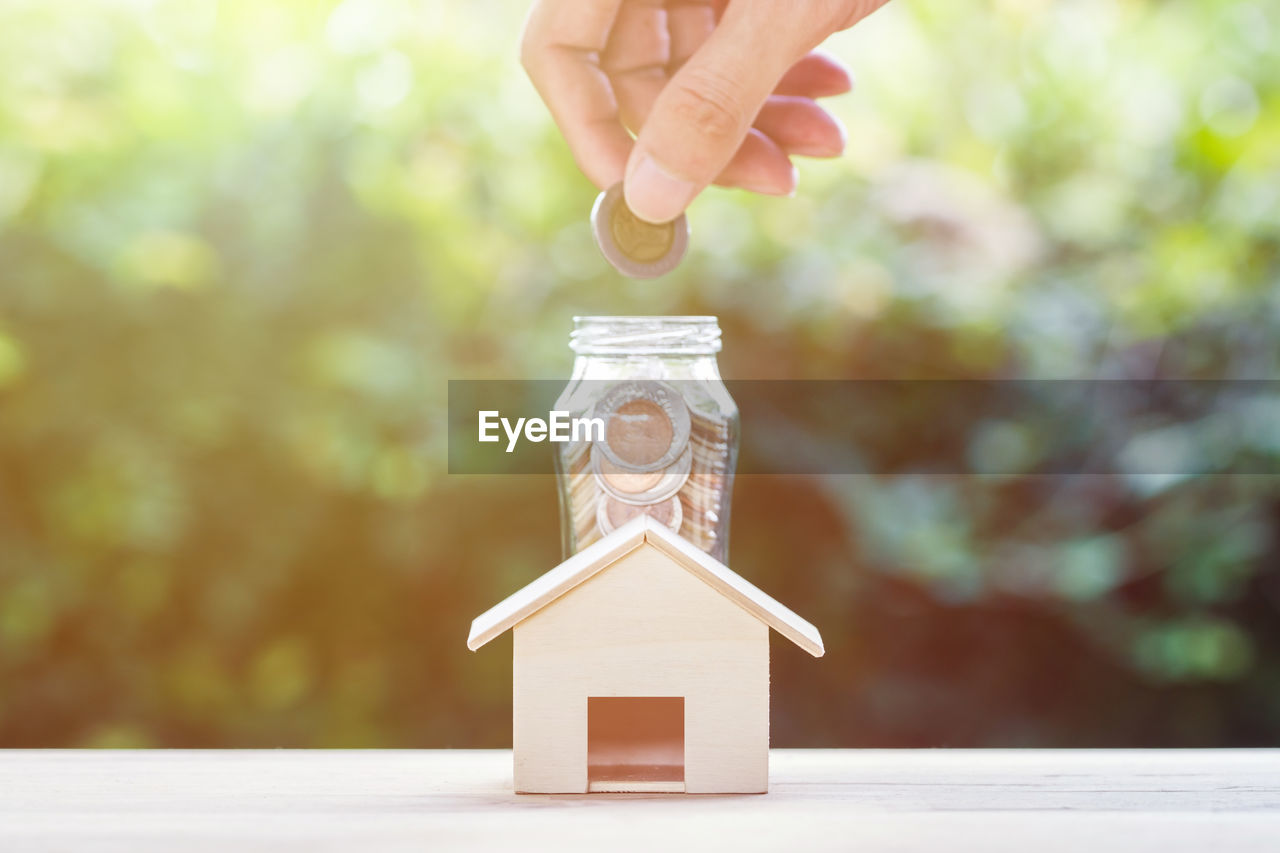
left=607, top=398, right=674, bottom=467
left=597, top=493, right=683, bottom=536
left=591, top=182, right=689, bottom=279
left=592, top=442, right=691, bottom=505
left=596, top=455, right=665, bottom=494
left=591, top=380, right=691, bottom=473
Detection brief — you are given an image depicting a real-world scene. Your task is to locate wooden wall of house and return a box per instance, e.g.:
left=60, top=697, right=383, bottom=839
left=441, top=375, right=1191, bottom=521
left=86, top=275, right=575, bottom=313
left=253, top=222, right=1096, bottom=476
left=513, top=542, right=770, bottom=794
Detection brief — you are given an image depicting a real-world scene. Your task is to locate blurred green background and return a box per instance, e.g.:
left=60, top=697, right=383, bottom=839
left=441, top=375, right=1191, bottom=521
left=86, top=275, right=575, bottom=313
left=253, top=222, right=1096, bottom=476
left=2, top=0, right=1279, bottom=748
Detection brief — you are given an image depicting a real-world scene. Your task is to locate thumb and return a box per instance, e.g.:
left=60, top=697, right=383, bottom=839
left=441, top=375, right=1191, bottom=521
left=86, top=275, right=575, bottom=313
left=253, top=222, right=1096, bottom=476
left=623, top=5, right=806, bottom=224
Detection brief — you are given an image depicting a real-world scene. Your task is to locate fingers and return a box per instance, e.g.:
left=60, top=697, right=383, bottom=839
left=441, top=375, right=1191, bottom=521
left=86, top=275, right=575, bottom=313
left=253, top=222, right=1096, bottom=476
left=612, top=66, right=665, bottom=134
left=524, top=0, right=859, bottom=207
left=776, top=51, right=853, bottom=98
left=600, top=0, right=669, bottom=75
left=601, top=0, right=672, bottom=134
left=623, top=2, right=813, bottom=222
left=618, top=82, right=845, bottom=175
left=616, top=10, right=847, bottom=160
left=665, top=0, right=717, bottom=72
left=520, top=0, right=632, bottom=188
left=711, top=128, right=796, bottom=195
left=753, top=96, right=846, bottom=157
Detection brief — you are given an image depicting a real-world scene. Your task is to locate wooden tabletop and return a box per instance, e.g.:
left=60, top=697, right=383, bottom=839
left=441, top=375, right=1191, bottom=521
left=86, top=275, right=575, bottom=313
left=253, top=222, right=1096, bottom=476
left=2, top=749, right=1278, bottom=851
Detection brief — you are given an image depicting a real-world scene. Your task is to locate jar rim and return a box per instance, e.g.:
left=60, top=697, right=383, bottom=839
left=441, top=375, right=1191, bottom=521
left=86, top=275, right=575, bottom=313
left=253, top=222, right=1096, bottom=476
left=570, top=315, right=722, bottom=355
left=572, top=315, right=719, bottom=324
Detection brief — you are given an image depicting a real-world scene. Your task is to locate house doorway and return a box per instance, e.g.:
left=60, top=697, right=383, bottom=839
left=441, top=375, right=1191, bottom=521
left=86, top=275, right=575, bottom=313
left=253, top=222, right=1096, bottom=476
left=587, top=697, right=684, bottom=793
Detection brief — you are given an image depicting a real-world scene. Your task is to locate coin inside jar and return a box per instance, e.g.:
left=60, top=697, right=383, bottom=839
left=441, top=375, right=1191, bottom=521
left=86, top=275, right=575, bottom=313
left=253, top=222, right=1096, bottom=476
left=596, top=455, right=665, bottom=494
left=591, top=442, right=691, bottom=505
left=606, top=398, right=675, bottom=467
left=597, top=493, right=683, bottom=535
left=590, top=182, right=689, bottom=279
left=591, top=380, right=691, bottom=474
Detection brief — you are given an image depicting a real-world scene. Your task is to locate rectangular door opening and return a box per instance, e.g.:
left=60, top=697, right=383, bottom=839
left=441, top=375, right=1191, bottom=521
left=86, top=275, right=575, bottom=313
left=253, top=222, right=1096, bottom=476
left=587, top=697, right=684, bottom=793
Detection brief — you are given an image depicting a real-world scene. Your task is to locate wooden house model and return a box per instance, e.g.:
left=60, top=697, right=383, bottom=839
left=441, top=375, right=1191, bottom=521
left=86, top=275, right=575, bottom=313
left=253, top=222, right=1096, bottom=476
left=466, top=515, right=824, bottom=794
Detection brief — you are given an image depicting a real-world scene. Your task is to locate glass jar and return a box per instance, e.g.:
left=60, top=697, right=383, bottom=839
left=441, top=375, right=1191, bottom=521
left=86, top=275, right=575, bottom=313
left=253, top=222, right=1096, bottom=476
left=554, top=316, right=739, bottom=562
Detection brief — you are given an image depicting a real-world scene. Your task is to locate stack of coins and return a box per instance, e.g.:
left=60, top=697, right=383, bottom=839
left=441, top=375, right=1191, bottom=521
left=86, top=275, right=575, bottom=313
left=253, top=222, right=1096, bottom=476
left=677, top=410, right=733, bottom=556
left=559, top=380, right=732, bottom=559
left=560, top=435, right=602, bottom=549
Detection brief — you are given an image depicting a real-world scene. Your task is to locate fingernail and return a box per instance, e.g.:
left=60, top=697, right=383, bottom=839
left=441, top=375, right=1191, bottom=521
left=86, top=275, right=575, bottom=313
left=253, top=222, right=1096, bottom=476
left=625, top=153, right=697, bottom=224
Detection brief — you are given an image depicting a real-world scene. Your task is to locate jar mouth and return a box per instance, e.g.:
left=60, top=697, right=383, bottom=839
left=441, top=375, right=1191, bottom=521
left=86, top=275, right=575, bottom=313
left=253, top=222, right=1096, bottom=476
left=571, top=315, right=722, bottom=355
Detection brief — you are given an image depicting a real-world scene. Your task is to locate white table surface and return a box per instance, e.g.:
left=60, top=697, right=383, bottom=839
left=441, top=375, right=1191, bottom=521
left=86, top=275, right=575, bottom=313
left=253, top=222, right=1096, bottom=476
left=2, top=749, right=1278, bottom=851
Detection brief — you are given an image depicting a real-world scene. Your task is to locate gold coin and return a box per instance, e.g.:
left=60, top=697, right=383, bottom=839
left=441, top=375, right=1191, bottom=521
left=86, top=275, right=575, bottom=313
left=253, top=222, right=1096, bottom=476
left=590, top=183, right=689, bottom=278
left=609, top=197, right=675, bottom=262
left=597, top=455, right=665, bottom=494
left=606, top=398, right=675, bottom=467
left=592, top=380, right=691, bottom=473
left=597, top=494, right=683, bottom=535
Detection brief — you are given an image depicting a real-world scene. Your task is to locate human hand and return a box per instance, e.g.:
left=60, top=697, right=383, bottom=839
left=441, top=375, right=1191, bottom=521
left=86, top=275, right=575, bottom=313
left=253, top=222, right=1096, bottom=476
left=520, top=0, right=890, bottom=224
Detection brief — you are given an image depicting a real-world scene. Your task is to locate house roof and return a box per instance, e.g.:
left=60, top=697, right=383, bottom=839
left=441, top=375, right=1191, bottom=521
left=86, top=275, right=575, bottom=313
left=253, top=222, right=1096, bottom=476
left=466, top=516, right=824, bottom=657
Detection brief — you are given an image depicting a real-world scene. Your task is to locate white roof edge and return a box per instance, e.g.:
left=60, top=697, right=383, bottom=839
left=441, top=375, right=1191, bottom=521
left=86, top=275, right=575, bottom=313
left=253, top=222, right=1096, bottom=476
left=466, top=515, right=825, bottom=657
left=640, top=519, right=825, bottom=658
left=466, top=515, right=649, bottom=650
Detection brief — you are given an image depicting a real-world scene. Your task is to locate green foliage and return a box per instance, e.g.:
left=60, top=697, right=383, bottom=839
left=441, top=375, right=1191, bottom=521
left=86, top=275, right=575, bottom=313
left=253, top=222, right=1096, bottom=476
left=1, top=0, right=1279, bottom=747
